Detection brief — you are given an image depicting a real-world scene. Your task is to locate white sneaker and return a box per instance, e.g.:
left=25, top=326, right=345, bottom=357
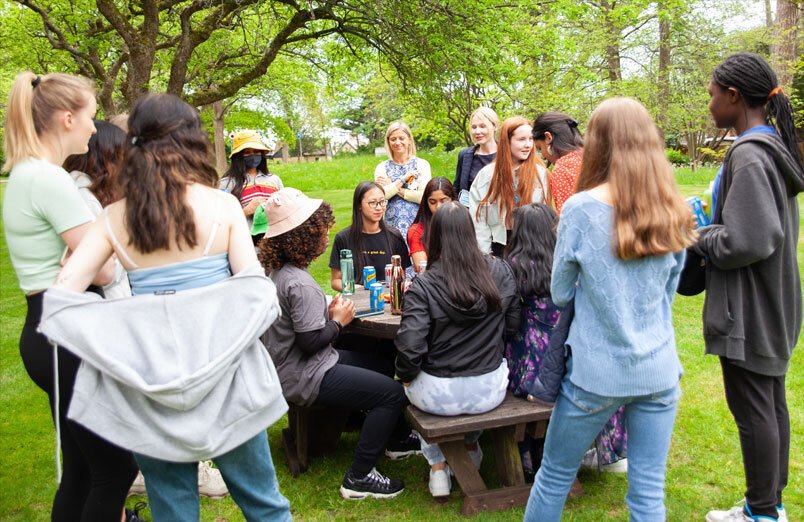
left=706, top=506, right=752, bottom=522
left=777, top=505, right=788, bottom=522
left=127, top=471, right=146, bottom=497
left=429, top=467, right=451, bottom=498
left=580, top=449, right=628, bottom=473
left=198, top=461, right=228, bottom=499
left=468, top=445, right=483, bottom=470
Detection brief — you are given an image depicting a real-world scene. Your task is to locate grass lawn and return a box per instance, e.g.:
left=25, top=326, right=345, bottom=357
left=0, top=153, right=801, bottom=521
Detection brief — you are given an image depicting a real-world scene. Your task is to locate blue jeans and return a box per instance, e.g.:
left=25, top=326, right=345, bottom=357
left=524, top=373, right=680, bottom=522
left=135, top=433, right=291, bottom=521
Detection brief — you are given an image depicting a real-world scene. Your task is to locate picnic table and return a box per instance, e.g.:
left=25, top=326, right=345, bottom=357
left=342, top=286, right=400, bottom=339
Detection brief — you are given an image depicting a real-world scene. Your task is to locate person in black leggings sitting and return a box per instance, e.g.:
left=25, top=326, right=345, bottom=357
left=258, top=188, right=419, bottom=500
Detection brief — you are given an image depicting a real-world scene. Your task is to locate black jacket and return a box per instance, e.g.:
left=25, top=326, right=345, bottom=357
left=395, top=256, right=521, bottom=381
left=694, top=132, right=803, bottom=376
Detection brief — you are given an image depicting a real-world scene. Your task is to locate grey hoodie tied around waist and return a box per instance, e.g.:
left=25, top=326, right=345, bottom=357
left=39, top=263, right=288, bottom=462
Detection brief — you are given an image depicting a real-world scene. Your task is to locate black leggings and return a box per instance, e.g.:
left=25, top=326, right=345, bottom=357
left=720, top=358, right=789, bottom=518
left=21, top=293, right=138, bottom=522
left=314, top=350, right=407, bottom=477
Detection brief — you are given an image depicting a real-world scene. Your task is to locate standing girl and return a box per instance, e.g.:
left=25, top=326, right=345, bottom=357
left=2, top=72, right=137, bottom=520
left=64, top=120, right=132, bottom=300
left=696, top=53, right=802, bottom=522
left=374, top=121, right=432, bottom=242
left=407, top=177, right=456, bottom=271
left=219, top=130, right=283, bottom=242
left=524, top=97, right=696, bottom=521
left=531, top=112, right=584, bottom=214
left=454, top=107, right=499, bottom=206
left=46, top=94, right=291, bottom=521
left=469, top=116, right=549, bottom=256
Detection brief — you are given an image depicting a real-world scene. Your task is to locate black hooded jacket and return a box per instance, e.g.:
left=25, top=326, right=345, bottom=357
left=694, top=132, right=804, bottom=376
left=395, top=256, right=521, bottom=382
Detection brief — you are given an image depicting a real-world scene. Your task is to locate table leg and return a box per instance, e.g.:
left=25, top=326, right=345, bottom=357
left=440, top=440, right=486, bottom=494
left=491, top=426, right=525, bottom=487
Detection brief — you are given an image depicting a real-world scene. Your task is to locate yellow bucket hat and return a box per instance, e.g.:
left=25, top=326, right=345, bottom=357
left=230, top=130, right=271, bottom=158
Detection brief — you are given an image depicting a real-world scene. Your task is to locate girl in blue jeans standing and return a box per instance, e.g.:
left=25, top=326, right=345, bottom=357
left=524, top=97, right=696, bottom=521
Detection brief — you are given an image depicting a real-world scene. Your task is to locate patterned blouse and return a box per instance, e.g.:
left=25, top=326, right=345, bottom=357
left=375, top=157, right=431, bottom=244
left=549, top=149, right=582, bottom=215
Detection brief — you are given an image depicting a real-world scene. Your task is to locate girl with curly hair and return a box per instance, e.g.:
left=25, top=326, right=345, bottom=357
left=259, top=188, right=409, bottom=500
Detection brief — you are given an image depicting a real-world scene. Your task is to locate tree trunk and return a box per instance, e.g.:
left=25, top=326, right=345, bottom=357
left=601, top=0, right=622, bottom=84
left=657, top=5, right=671, bottom=142
left=281, top=143, right=290, bottom=162
left=212, top=100, right=227, bottom=175
left=765, top=0, right=773, bottom=27
left=771, top=0, right=799, bottom=89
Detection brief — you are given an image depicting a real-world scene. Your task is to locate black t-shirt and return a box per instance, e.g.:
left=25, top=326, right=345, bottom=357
left=329, top=227, right=412, bottom=285
left=468, top=152, right=495, bottom=188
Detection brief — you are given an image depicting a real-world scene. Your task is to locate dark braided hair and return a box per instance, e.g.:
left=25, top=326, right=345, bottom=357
left=713, top=52, right=803, bottom=167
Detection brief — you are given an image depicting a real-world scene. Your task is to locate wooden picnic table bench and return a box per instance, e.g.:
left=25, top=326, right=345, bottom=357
left=406, top=392, right=554, bottom=516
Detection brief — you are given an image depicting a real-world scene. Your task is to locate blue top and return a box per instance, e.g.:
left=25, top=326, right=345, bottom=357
left=128, top=253, right=231, bottom=295
left=551, top=192, right=684, bottom=397
left=712, top=125, right=777, bottom=221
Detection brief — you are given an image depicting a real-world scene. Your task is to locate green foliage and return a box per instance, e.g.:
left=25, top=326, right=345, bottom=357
left=699, top=146, right=728, bottom=163
left=666, top=148, right=690, bottom=165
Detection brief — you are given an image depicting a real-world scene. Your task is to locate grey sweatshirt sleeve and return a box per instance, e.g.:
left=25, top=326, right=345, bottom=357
left=694, top=151, right=784, bottom=270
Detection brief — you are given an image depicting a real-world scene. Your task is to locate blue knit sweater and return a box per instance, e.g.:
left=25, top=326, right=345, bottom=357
left=551, top=192, right=684, bottom=397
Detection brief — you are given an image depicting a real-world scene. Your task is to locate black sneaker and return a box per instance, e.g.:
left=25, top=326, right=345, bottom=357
left=125, top=501, right=148, bottom=522
left=339, top=468, right=405, bottom=499
left=384, top=432, right=422, bottom=460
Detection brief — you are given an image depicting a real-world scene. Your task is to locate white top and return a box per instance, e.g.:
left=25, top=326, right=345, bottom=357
left=469, top=162, right=549, bottom=254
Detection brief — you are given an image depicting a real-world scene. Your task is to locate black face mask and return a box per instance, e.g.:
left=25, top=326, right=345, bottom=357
left=243, top=154, right=263, bottom=168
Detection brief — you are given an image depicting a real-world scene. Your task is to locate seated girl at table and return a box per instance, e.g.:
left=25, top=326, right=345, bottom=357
left=395, top=201, right=521, bottom=498
left=330, top=181, right=411, bottom=289
left=259, top=188, right=417, bottom=500
left=407, top=177, right=456, bottom=272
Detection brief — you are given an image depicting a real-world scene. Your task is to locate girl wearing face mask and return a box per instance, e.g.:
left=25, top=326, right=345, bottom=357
left=454, top=107, right=499, bottom=207
left=469, top=116, right=550, bottom=256
left=219, top=130, right=284, bottom=242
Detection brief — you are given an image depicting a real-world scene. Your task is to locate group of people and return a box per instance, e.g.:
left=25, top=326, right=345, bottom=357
left=2, top=50, right=800, bottom=522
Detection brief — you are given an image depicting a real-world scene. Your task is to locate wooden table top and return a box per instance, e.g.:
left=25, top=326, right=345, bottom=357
left=342, top=286, right=400, bottom=340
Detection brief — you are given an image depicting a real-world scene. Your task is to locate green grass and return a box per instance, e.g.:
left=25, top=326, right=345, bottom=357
left=0, top=155, right=801, bottom=521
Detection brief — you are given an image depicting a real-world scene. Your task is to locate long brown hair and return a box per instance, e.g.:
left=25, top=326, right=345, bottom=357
left=3, top=71, right=95, bottom=171
left=63, top=120, right=124, bottom=207
left=477, top=116, right=548, bottom=227
left=429, top=202, right=501, bottom=311
left=120, top=94, right=219, bottom=253
left=578, top=97, right=696, bottom=259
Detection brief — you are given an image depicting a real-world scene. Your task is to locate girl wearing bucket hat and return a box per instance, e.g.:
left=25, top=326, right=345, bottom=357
left=258, top=188, right=409, bottom=500
left=219, top=130, right=283, bottom=242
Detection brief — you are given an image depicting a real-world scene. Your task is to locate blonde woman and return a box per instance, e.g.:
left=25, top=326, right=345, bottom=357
left=455, top=107, right=499, bottom=206
left=374, top=121, right=432, bottom=242
left=2, top=71, right=136, bottom=520
left=524, top=98, right=696, bottom=521
left=469, top=116, right=550, bottom=256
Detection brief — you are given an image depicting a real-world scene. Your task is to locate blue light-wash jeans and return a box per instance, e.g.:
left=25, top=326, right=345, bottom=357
left=524, top=371, right=680, bottom=522
left=405, top=360, right=508, bottom=465
left=135, top=432, right=291, bottom=521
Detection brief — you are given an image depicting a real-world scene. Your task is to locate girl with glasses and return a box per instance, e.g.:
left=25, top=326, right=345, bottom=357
left=329, top=181, right=411, bottom=290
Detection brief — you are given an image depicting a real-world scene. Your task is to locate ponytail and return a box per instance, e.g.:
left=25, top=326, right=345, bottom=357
left=3, top=72, right=95, bottom=172
left=713, top=52, right=803, bottom=167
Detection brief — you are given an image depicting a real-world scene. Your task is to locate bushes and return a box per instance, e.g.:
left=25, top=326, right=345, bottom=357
left=666, top=148, right=689, bottom=165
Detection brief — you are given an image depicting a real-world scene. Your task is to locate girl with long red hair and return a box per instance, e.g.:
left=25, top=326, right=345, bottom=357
left=469, top=116, right=549, bottom=256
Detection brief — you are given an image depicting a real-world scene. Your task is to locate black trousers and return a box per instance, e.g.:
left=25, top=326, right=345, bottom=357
left=314, top=350, right=407, bottom=477
left=720, top=357, right=789, bottom=518
left=21, top=293, right=138, bottom=522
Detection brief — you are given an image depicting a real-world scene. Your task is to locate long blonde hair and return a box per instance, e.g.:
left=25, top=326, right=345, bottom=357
left=3, top=71, right=95, bottom=171
left=477, top=116, right=548, bottom=227
left=384, top=121, right=416, bottom=162
left=578, top=97, right=696, bottom=259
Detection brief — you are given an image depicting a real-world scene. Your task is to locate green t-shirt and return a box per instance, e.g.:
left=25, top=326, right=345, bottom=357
left=3, top=158, right=93, bottom=293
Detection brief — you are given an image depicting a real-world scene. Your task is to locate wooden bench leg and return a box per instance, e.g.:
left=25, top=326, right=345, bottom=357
left=281, top=428, right=302, bottom=478
left=296, top=408, right=310, bottom=471
left=440, top=440, right=486, bottom=494
left=490, top=426, right=525, bottom=487
left=461, top=484, right=533, bottom=516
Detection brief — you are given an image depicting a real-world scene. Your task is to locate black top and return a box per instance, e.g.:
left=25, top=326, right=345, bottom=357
left=395, top=256, right=521, bottom=381
left=329, top=227, right=411, bottom=285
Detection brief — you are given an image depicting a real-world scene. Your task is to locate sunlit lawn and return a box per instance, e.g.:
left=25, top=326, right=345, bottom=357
left=0, top=154, right=801, bottom=521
